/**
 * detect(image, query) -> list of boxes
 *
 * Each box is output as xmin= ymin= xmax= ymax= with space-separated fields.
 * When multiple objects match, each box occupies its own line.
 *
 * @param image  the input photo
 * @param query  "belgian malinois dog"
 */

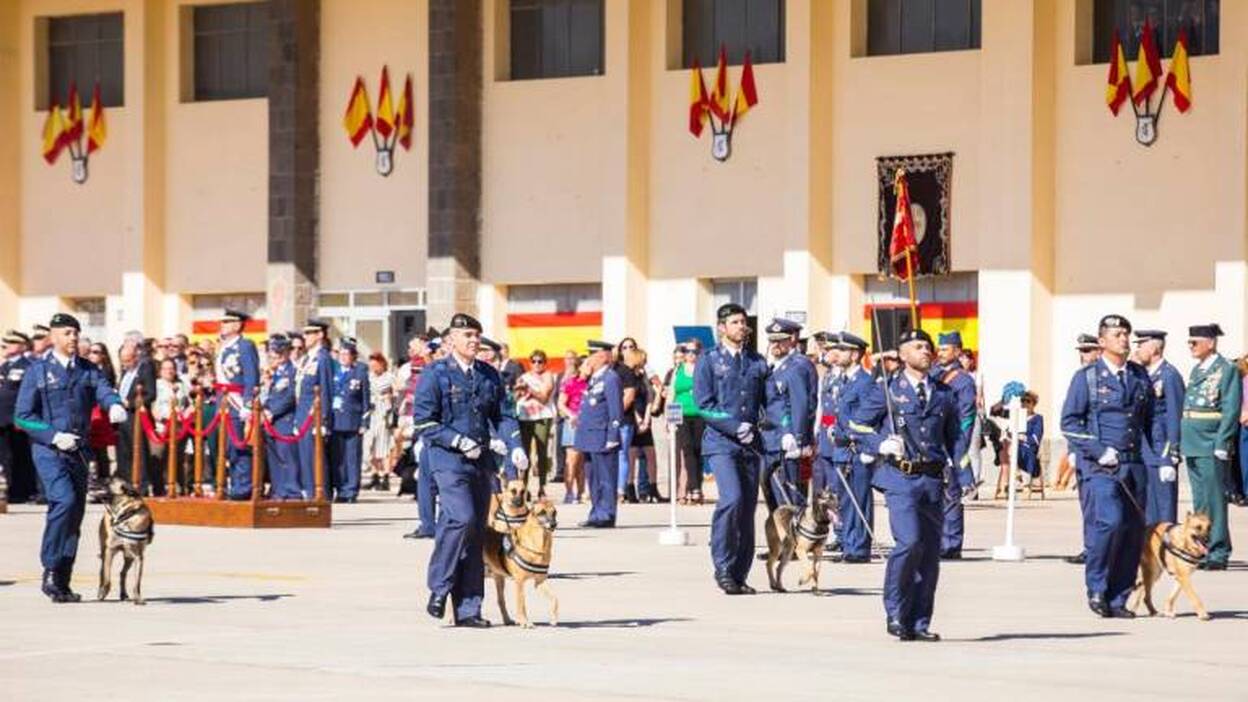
xmin=1127 ymin=511 xmax=1214 ymax=620
xmin=483 ymin=497 xmax=559 ymax=628
xmin=764 ymin=487 xmax=839 ymax=594
xmin=97 ymin=477 xmax=155 ymax=605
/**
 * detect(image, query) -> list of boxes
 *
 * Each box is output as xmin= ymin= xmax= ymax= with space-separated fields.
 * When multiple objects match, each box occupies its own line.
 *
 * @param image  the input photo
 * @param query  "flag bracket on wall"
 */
xmin=1105 ymin=21 xmax=1192 ymax=147
xmin=343 ymin=66 xmax=414 ymax=176
xmin=687 ymin=45 xmax=758 ymax=162
xmin=40 ymin=80 xmax=107 ymax=184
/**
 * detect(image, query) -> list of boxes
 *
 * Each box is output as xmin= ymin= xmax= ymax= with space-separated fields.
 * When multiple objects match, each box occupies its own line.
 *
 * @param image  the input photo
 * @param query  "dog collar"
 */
xmin=793 ymin=510 xmax=830 ymax=542
xmin=1161 ymin=525 xmax=1204 ymax=566
xmin=494 ymin=506 xmax=530 ymax=528
xmin=106 ymin=504 xmax=153 ymax=542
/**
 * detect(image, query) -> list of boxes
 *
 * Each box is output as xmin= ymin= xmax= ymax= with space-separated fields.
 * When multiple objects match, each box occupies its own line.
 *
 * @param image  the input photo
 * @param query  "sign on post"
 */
xmin=659 ymin=401 xmax=691 ymax=546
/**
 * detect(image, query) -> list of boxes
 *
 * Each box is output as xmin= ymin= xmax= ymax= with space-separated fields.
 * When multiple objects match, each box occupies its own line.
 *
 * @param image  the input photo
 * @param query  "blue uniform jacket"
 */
xmin=1060 ymin=358 xmax=1155 ymax=466
xmin=412 ymin=356 xmax=521 ymax=473
xmin=1143 ymin=360 xmax=1184 ymax=468
xmin=931 ymin=361 xmax=977 ymax=470
xmin=15 ymin=355 xmax=122 ymax=445
xmin=761 ymin=352 xmax=813 ymax=453
xmin=0 ymin=354 xmax=32 ymax=427
xmin=218 ymin=336 xmax=260 ymax=401
xmin=848 ymin=371 xmax=968 ymax=484
xmin=794 ymin=354 xmax=819 ymax=446
xmin=264 ymin=360 xmax=297 ymax=432
xmin=573 ymin=366 xmax=624 ymax=453
xmin=295 ymin=346 xmax=337 ymax=429
xmin=821 ymin=366 xmax=874 ymax=462
xmin=1018 ymin=414 xmax=1044 ymax=475
xmin=332 ymin=361 xmax=371 ymax=432
xmin=693 ymin=344 xmax=768 ymax=456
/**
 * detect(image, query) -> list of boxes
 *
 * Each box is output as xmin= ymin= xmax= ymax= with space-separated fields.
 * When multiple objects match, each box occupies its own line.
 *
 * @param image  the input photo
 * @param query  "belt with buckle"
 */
xmin=1182 ymin=410 xmax=1222 ymax=420
xmin=893 ymin=459 xmax=944 ymax=478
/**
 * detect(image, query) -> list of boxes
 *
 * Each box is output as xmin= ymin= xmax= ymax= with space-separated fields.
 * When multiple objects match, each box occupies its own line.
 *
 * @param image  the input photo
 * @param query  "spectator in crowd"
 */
xmin=628 ymin=347 xmax=662 ymax=502
xmin=116 ymin=333 xmax=157 ymax=494
xmin=288 ymin=332 xmax=306 ymax=366
xmin=498 ymin=342 xmax=524 ymax=391
xmin=557 ymin=352 xmax=588 ymax=504
xmin=85 ymin=342 xmax=118 ymax=488
xmin=364 ymin=352 xmax=396 ymax=491
xmin=1017 ymin=390 xmax=1045 ymax=493
xmin=551 ymin=350 xmax=579 ymax=483
xmin=150 ymin=357 xmax=191 ymax=495
xmin=516 ymin=349 xmax=557 ymax=498
xmin=615 ymin=337 xmax=643 ymax=503
xmin=666 ymin=339 xmax=704 ymax=505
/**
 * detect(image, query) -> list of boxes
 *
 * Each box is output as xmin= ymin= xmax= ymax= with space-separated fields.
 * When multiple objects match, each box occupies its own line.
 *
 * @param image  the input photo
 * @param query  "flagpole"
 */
xmin=904 ymin=253 xmax=918 ymax=328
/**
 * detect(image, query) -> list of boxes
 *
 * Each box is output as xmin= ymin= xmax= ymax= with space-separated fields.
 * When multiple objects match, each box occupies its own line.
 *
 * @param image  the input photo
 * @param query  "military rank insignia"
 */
xmin=343 ymin=66 xmax=415 ymax=176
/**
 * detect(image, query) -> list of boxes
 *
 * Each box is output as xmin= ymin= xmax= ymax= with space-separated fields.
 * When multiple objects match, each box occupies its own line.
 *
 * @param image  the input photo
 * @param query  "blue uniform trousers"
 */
xmin=877 ymin=466 xmax=943 ymax=631
xmin=761 ymin=453 xmax=803 ymax=513
xmin=426 ymin=463 xmax=491 ymax=620
xmin=266 ymin=437 xmax=301 ymax=499
xmin=331 ymin=431 xmax=362 ymax=500
xmin=298 ymin=429 xmax=327 ymax=499
xmin=587 ymin=448 xmax=619 ymax=524
xmin=940 ymin=466 xmax=964 ymax=553
xmin=709 ymin=451 xmax=760 ymax=584
xmin=416 ymin=444 xmax=438 ymax=536
xmin=1083 ymin=464 xmax=1146 ymax=607
xmin=33 ymin=446 xmax=88 ymax=571
xmin=615 ymin=424 xmax=636 ymax=494
xmin=1144 ymin=463 xmax=1176 ymax=526
xmin=830 ymin=459 xmax=873 ymax=559
xmin=226 ymin=415 xmax=253 ymax=499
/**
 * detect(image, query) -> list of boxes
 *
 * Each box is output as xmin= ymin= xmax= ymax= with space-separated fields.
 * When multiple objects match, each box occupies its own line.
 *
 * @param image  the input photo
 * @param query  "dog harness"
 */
xmin=494 ymin=505 xmax=530 ymax=529
xmin=1158 ymin=524 xmax=1203 ymax=570
xmin=106 ymin=503 xmax=154 ymax=543
xmin=501 ymin=534 xmax=550 ymax=575
xmin=793 ymin=509 xmax=830 ymax=542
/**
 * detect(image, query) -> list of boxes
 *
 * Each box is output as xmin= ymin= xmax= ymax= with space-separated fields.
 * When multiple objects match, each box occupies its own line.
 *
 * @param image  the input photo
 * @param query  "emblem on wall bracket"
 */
xmin=1104 ymin=22 xmax=1192 ymax=148
xmin=688 ymin=45 xmax=759 ymax=163
xmin=343 ymin=66 xmax=414 ymax=176
xmin=40 ymin=81 xmax=107 ymax=185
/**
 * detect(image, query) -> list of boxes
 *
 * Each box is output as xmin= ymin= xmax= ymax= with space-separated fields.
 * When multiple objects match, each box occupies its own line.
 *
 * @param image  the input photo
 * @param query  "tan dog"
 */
xmin=488 ymin=479 xmax=531 ymax=533
xmin=765 ymin=487 xmax=839 ymax=594
xmin=1127 ymin=511 xmax=1213 ymax=620
xmin=97 ymin=477 xmax=155 ymax=605
xmin=482 ymin=498 xmax=559 ymax=628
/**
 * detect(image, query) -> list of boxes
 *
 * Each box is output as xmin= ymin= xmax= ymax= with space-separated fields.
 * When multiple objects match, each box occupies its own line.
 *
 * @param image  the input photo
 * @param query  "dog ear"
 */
xmin=525 ymin=490 xmax=532 ymax=504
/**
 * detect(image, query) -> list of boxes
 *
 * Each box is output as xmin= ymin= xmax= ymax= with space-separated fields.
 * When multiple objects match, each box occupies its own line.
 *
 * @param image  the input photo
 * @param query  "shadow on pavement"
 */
xmin=964 ymin=631 xmax=1127 ymax=643
xmin=553 ymin=617 xmax=692 ymax=629
xmin=0 ymin=580 xmax=14 ymax=587
xmin=548 ymin=571 xmax=637 ymax=580
xmin=1206 ymin=610 xmax=1248 ymax=620
xmin=138 ymin=593 xmax=295 ymax=605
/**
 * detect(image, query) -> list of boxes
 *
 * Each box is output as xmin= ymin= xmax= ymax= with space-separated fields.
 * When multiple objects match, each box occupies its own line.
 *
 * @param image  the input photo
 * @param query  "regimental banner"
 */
xmin=506 ymin=312 xmax=603 ymax=373
xmin=876 ymin=153 xmax=953 ymax=279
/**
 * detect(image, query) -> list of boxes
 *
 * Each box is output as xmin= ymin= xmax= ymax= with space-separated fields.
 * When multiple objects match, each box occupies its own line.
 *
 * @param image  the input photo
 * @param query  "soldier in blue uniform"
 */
xmin=760 ymin=318 xmax=813 ymax=513
xmin=15 ymin=314 xmax=126 ymax=602
xmin=821 ymin=331 xmax=875 ymax=564
xmin=331 ymin=338 xmax=371 ymax=503
xmin=1 ymin=330 xmax=37 ymax=503
xmin=930 ymin=331 xmax=977 ymax=559
xmin=1060 ymin=314 xmax=1155 ymax=618
xmin=1132 ymin=329 xmax=1184 ymax=525
xmin=849 ymin=328 xmax=966 ymax=640
xmin=574 ymin=340 xmax=624 ymax=528
xmin=1064 ymin=333 xmax=1103 ymax=566
xmin=694 ymin=303 xmax=768 ymax=595
xmin=215 ymin=310 xmax=260 ymax=500
xmin=413 ymin=313 xmax=526 ymax=627
xmin=295 ymin=319 xmax=336 ymax=499
xmin=262 ymin=334 xmax=301 ymax=500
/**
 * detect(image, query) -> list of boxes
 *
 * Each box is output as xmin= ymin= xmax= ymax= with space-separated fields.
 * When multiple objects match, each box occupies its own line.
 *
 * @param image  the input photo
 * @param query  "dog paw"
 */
xmin=119 ymin=593 xmax=129 ymax=602
xmin=1198 ymin=612 xmax=1211 ymax=621
xmin=97 ymin=588 xmax=109 ymax=601
xmin=520 ymin=621 xmax=534 ymax=630
xmin=1163 ymin=610 xmax=1176 ymax=619
xmin=133 ymin=599 xmax=146 ymax=606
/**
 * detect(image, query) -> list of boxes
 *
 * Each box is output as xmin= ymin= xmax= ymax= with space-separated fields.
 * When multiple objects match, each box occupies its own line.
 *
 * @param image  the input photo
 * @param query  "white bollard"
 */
xmin=658 ymin=402 xmax=692 ymax=546
xmin=992 ymin=396 xmax=1026 ymax=562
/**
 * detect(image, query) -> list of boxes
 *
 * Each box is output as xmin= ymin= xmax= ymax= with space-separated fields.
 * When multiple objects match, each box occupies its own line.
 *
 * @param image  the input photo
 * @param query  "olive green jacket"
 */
xmin=1180 ymin=354 xmax=1242 ymax=457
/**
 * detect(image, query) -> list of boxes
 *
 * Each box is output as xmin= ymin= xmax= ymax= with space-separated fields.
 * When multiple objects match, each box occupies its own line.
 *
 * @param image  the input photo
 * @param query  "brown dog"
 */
xmin=1127 ymin=511 xmax=1213 ymax=620
xmin=764 ymin=487 xmax=839 ymax=594
xmin=97 ymin=477 xmax=155 ymax=605
xmin=482 ymin=498 xmax=559 ymax=628
xmin=488 ymin=479 xmax=531 ymax=533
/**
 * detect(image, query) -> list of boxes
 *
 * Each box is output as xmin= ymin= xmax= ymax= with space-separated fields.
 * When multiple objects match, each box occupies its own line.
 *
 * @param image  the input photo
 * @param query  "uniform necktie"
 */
xmin=916 ymin=382 xmax=928 ymax=410
xmin=1116 ymin=370 xmax=1125 ymax=389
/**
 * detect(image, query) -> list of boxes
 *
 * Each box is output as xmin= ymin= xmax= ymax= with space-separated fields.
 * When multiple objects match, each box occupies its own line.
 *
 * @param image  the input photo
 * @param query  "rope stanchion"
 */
xmin=250 ymin=396 xmax=263 ymax=503
xmin=314 ymin=390 xmax=326 ymax=502
xmin=193 ymin=393 xmax=204 ymax=497
xmin=215 ymin=403 xmax=227 ymax=501
xmin=166 ymin=404 xmax=179 ymax=497
xmin=130 ymin=384 xmax=145 ymax=487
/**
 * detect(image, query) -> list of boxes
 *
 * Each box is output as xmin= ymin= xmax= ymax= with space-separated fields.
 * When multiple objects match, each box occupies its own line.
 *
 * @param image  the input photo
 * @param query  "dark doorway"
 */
xmin=389 ymin=309 xmax=426 ymax=364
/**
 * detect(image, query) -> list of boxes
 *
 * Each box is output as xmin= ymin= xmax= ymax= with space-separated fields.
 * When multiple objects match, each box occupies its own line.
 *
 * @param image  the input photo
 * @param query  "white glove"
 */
xmin=605 ymin=440 xmax=620 ymax=451
xmin=411 ymin=438 xmax=424 ymax=462
xmin=1214 ymin=449 xmax=1230 ymax=461
xmin=238 ymin=406 xmax=253 ymax=421
xmin=859 ymin=453 xmax=875 ymax=464
xmin=781 ymin=433 xmax=799 ymax=455
xmin=1098 ymin=447 xmax=1119 ymax=467
xmin=52 ymin=432 xmax=81 ymax=452
xmin=490 ymin=438 xmax=507 ymax=455
xmin=453 ymin=435 xmax=482 ymax=460
xmin=108 ymin=404 xmax=127 ymax=424
xmin=155 ymin=421 xmax=167 ymax=435
xmin=735 ymin=423 xmax=755 ymax=444
xmin=1170 ymin=454 xmax=1181 ymax=467
xmin=878 ymin=435 xmax=904 ymax=459
xmin=511 ymin=447 xmax=530 ymax=472
xmin=1159 ymin=464 xmax=1178 ymax=483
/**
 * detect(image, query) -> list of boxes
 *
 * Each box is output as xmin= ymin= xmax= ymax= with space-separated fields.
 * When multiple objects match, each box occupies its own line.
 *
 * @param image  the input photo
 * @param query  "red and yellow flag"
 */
xmin=889 ymin=170 xmax=919 ymax=282
xmin=730 ymin=51 xmax=759 ymax=127
xmin=396 ymin=73 xmax=414 ymax=150
xmin=86 ymin=82 xmax=107 ymax=154
xmin=41 ymin=102 xmax=68 ymax=164
xmin=688 ymin=59 xmax=709 ymax=137
xmin=65 ymin=82 xmax=83 ymax=144
xmin=1166 ymin=28 xmax=1192 ymax=113
xmin=1105 ymin=30 xmax=1131 ymax=115
xmin=709 ymin=45 xmax=731 ymax=123
xmin=375 ymin=66 xmax=395 ymax=140
xmin=343 ymin=77 xmax=374 ymax=147
xmin=1132 ymin=18 xmax=1163 ymax=105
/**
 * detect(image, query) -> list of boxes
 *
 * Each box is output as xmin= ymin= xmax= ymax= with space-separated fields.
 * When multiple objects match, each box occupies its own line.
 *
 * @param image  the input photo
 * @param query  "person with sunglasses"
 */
xmin=664 ymin=340 xmax=705 ymax=504
xmin=516 ymin=350 xmax=556 ymax=497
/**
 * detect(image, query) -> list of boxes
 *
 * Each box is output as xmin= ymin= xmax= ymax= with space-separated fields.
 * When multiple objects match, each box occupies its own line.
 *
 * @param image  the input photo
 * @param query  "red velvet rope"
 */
xmin=262 ymin=411 xmax=318 ymax=444
xmin=222 ymin=407 xmax=259 ymax=449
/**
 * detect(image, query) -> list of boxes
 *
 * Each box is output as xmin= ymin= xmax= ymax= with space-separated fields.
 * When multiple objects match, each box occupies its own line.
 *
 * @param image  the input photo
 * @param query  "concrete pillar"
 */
xmin=267 ymin=0 xmax=320 ymax=333
xmin=0 ymin=3 xmax=18 ymax=323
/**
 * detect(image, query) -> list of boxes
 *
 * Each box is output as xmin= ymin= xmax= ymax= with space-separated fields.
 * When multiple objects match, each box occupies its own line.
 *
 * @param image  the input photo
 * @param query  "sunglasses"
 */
xmin=531 ymin=358 xmax=546 ymax=365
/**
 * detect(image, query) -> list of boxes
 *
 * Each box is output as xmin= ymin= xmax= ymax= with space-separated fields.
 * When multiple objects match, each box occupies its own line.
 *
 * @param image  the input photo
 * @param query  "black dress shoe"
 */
xmin=940 ymin=549 xmax=962 ymax=560
xmin=427 ymin=593 xmax=447 ymax=619
xmin=404 ymin=530 xmax=434 ymax=540
xmin=454 ymin=616 xmax=492 ymax=628
xmin=1065 ymin=553 xmax=1087 ymax=565
xmin=839 ymin=554 xmax=871 ymax=564
xmin=737 ymin=582 xmax=756 ymax=595
xmin=886 ymin=619 xmax=915 ymax=641
xmin=716 ymin=573 xmax=743 ymax=595
xmin=1087 ymin=593 xmax=1112 ymax=618
xmin=56 ymin=567 xmax=81 ymax=602
xmin=41 ymin=570 xmax=68 ymax=603
xmin=912 ymin=629 xmax=941 ymax=642
xmin=1108 ymin=606 xmax=1135 ymax=619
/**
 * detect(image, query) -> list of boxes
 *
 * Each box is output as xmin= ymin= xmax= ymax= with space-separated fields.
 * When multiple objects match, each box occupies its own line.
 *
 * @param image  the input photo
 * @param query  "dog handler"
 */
xmin=15 ymin=313 xmax=126 ymax=603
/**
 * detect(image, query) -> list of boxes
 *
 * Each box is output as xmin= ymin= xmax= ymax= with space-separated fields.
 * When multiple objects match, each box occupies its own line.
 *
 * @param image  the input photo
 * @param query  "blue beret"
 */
xmin=48 ymin=314 xmax=80 ymax=331
xmin=1099 ymin=314 xmax=1132 ymax=333
xmin=937 ymin=331 xmax=963 ymax=347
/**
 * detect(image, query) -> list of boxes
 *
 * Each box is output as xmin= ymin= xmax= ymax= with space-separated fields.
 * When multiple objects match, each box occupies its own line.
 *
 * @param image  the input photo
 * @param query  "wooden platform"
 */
xmin=0 ymin=499 xmax=7 ymax=514
xmin=146 ymin=498 xmax=332 ymax=528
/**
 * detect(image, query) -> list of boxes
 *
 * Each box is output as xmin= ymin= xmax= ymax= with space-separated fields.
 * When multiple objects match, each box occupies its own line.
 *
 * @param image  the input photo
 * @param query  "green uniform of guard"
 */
xmin=1179 ymin=324 xmax=1240 ymax=569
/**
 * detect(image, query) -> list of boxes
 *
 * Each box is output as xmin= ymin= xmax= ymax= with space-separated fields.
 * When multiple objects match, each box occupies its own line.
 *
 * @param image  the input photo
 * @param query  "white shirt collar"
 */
xmin=452 ymin=354 xmax=474 ymax=374
xmin=51 ymin=350 xmax=73 ymax=370
xmin=845 ymin=364 xmax=861 ymax=379
xmin=1101 ymin=356 xmax=1126 ymax=375
xmin=1198 ymin=353 xmax=1220 ymax=371
xmin=903 ymin=368 xmax=927 ymax=389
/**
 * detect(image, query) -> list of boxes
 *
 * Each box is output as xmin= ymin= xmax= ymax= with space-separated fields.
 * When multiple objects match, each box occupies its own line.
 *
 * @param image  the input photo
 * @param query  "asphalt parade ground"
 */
xmin=2 ymin=487 xmax=1246 ymax=701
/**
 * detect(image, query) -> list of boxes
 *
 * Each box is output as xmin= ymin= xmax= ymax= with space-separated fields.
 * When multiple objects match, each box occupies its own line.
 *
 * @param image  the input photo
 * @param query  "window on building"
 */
xmin=47 ymin=12 xmax=124 ymax=108
xmin=1092 ymin=0 xmax=1218 ymax=63
xmin=509 ymin=0 xmax=604 ymax=80
xmin=193 ymin=2 xmax=269 ymax=101
xmin=682 ymin=0 xmax=785 ymax=68
xmin=710 ymin=278 xmax=758 ymax=347
xmin=866 ymin=0 xmax=981 ymax=57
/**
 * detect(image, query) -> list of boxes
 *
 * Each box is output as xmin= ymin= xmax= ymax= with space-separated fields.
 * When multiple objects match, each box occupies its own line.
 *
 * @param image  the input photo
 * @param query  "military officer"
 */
xmin=295 ymin=319 xmax=336 ymax=499
xmin=331 ymin=338 xmax=371 ymax=503
xmin=760 ymin=318 xmax=813 ymax=513
xmin=822 ymin=331 xmax=875 ymax=563
xmin=931 ymin=331 xmax=977 ymax=559
xmin=413 ymin=313 xmax=526 ymax=627
xmin=1 ymin=331 xmax=36 ymax=503
xmin=215 ymin=310 xmax=260 ymax=500
xmin=15 ymin=314 xmax=126 ymax=602
xmin=849 ymin=328 xmax=965 ymax=641
xmin=1064 ymin=333 xmax=1103 ymax=566
xmin=262 ymin=334 xmax=301 ymax=500
xmin=1061 ymin=314 xmax=1155 ymax=618
xmin=574 ymin=340 xmax=624 ymax=528
xmin=694 ymin=303 xmax=768 ymax=595
xmin=1181 ymin=323 xmax=1240 ymax=570
xmin=29 ymin=324 xmax=51 ymax=358
xmin=1132 ymin=329 xmax=1184 ymax=525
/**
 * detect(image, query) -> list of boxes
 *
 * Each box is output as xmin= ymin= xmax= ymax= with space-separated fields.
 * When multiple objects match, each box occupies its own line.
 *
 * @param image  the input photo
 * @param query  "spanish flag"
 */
xmin=375 ymin=66 xmax=395 ymax=140
xmin=1105 ymin=30 xmax=1131 ymax=115
xmin=86 ymin=82 xmax=107 ymax=154
xmin=730 ymin=51 xmax=758 ymax=127
xmin=709 ymin=45 xmax=731 ymax=123
xmin=65 ymin=82 xmax=83 ymax=144
xmin=342 ymin=77 xmax=374 ymax=147
xmin=1166 ymin=28 xmax=1192 ymax=113
xmin=1132 ymin=18 xmax=1163 ymax=106
xmin=888 ymin=170 xmax=919 ymax=281
xmin=688 ymin=59 xmax=709 ymax=137
xmin=41 ymin=102 xmax=67 ymax=164
xmin=396 ymin=73 xmax=414 ymax=150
